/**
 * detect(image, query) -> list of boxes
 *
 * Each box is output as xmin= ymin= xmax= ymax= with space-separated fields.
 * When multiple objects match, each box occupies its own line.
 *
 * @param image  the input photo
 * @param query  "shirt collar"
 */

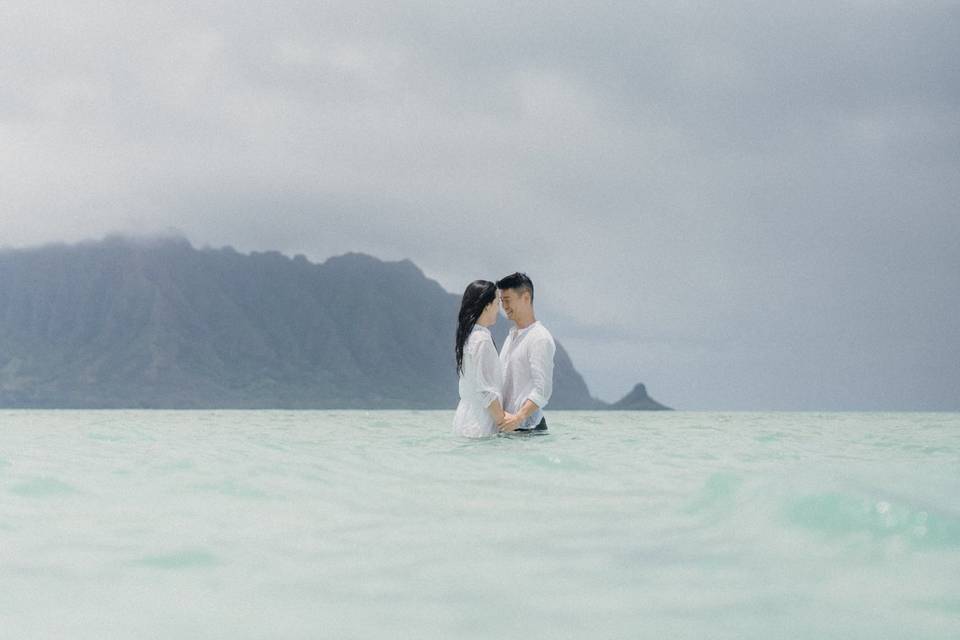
xmin=510 ymin=320 xmax=539 ymax=336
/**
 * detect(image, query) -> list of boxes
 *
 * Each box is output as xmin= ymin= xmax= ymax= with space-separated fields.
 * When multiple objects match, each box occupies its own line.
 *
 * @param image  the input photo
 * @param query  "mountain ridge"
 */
xmin=0 ymin=236 xmax=670 ymax=410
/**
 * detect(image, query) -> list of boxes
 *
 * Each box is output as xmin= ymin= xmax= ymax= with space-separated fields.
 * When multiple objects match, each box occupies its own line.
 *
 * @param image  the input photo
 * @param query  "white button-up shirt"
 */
xmin=452 ymin=325 xmax=503 ymax=438
xmin=499 ymin=320 xmax=556 ymax=429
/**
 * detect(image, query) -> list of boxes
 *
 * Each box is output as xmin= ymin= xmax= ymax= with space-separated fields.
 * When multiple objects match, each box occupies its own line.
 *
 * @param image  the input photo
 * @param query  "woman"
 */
xmin=452 ymin=280 xmax=514 ymax=438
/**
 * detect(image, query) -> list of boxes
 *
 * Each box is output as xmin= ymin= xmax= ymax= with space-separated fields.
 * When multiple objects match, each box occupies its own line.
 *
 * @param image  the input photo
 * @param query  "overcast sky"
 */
xmin=2 ymin=1 xmax=958 ymax=409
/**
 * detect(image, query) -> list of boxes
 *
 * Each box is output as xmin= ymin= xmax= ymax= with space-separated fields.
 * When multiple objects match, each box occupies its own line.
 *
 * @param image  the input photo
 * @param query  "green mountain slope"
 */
xmin=1 ymin=236 xmax=641 ymax=409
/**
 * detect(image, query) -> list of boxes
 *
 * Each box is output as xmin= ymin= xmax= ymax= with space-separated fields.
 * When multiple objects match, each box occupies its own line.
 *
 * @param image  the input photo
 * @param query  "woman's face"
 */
xmin=478 ymin=297 xmax=499 ymax=326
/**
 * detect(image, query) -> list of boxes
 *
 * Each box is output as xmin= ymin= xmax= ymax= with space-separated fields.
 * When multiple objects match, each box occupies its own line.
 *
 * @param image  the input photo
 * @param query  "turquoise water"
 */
xmin=1 ymin=410 xmax=958 ymax=639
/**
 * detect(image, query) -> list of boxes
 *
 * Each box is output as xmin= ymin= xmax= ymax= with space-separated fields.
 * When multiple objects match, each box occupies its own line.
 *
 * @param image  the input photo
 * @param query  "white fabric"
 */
xmin=499 ymin=320 xmax=556 ymax=430
xmin=452 ymin=325 xmax=503 ymax=438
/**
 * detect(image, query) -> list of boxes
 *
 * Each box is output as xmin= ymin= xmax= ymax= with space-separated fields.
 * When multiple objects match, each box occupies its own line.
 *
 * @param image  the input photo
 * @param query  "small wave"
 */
xmin=10 ymin=476 xmax=77 ymax=497
xmin=135 ymin=549 xmax=221 ymax=570
xmin=683 ymin=472 xmax=743 ymax=514
xmin=784 ymin=492 xmax=960 ymax=549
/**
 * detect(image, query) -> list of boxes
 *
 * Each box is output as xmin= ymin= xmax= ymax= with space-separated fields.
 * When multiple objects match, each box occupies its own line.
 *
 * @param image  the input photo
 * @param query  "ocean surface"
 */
xmin=1 ymin=410 xmax=958 ymax=639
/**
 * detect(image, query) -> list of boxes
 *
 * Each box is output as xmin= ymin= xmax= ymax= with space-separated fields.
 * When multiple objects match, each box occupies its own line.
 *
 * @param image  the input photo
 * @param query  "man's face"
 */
xmin=498 ymin=288 xmax=527 ymax=321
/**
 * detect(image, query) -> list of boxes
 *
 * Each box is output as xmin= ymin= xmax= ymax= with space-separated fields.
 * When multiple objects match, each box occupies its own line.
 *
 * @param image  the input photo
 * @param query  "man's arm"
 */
xmin=499 ymin=337 xmax=555 ymax=431
xmin=527 ymin=336 xmax=555 ymax=409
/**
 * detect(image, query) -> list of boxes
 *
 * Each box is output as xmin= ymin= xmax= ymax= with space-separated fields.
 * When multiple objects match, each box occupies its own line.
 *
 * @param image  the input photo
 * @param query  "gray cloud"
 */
xmin=2 ymin=1 xmax=958 ymax=408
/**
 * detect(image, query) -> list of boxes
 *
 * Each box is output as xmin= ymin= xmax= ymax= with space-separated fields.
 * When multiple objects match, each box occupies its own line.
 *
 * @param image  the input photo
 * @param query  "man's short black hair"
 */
xmin=496 ymin=272 xmax=534 ymax=302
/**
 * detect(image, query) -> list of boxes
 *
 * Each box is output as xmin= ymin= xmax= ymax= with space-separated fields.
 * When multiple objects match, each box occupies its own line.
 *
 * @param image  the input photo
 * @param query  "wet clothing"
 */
xmin=499 ymin=321 xmax=556 ymax=431
xmin=452 ymin=325 xmax=503 ymax=438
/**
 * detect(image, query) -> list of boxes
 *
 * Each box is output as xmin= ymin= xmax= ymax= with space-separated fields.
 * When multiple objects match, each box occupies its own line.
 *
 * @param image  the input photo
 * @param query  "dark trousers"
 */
xmin=518 ymin=417 xmax=548 ymax=432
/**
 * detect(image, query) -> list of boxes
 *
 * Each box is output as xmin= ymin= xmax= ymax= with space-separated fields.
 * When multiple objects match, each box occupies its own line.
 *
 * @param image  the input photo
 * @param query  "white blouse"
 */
xmin=452 ymin=325 xmax=503 ymax=438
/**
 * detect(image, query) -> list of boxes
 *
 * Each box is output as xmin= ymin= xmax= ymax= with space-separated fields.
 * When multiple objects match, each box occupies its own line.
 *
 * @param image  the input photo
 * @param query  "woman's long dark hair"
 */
xmin=455 ymin=280 xmax=497 ymax=376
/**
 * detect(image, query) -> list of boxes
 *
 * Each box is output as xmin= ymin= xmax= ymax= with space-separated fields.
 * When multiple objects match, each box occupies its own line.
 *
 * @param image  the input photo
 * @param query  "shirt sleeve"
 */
xmin=526 ymin=336 xmax=555 ymax=408
xmin=474 ymin=338 xmax=503 ymax=408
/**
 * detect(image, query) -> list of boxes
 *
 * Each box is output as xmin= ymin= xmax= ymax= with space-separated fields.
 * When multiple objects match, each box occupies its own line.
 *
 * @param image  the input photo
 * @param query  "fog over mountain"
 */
xmin=0 ymin=236 xmax=667 ymax=409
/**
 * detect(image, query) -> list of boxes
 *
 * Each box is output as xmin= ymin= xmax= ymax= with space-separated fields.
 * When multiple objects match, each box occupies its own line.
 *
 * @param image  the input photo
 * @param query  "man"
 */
xmin=496 ymin=273 xmax=556 ymax=433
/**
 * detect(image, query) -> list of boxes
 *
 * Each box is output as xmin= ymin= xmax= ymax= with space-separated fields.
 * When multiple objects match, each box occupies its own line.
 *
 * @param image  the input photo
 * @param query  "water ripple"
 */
xmin=0 ymin=409 xmax=957 ymax=639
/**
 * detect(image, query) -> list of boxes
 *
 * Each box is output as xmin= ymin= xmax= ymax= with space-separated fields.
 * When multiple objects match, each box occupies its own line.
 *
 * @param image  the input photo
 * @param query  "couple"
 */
xmin=452 ymin=272 xmax=556 ymax=438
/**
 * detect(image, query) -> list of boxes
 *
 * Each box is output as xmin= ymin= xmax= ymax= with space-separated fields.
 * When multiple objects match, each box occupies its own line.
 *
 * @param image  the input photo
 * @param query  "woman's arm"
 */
xmin=486 ymin=400 xmax=519 ymax=431
xmin=486 ymin=398 xmax=506 ymax=424
xmin=475 ymin=338 xmax=513 ymax=428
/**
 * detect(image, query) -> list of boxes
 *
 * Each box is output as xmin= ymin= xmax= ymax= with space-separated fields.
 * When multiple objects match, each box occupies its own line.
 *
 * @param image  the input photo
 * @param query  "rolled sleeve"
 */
xmin=526 ymin=336 xmax=555 ymax=409
xmin=474 ymin=339 xmax=503 ymax=408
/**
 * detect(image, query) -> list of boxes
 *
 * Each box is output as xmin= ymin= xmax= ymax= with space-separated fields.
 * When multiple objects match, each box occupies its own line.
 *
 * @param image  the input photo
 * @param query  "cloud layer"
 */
xmin=2 ymin=1 xmax=958 ymax=408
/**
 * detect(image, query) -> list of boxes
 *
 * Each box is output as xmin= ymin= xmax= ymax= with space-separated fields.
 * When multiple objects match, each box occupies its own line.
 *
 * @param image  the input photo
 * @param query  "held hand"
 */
xmin=499 ymin=413 xmax=522 ymax=432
